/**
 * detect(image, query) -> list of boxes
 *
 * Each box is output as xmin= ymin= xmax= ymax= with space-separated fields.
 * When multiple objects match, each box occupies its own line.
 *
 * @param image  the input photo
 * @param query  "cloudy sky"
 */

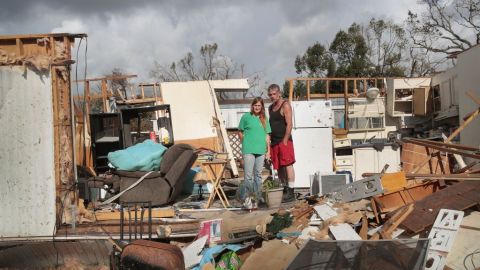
xmin=0 ymin=0 xmax=421 ymax=87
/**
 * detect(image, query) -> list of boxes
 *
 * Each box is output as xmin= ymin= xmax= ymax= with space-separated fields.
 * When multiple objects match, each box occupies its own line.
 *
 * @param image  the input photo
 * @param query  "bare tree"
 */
xmin=110 ymin=68 xmax=128 ymax=98
xmin=407 ymin=0 xmax=480 ymax=55
xmin=365 ymin=18 xmax=408 ymax=76
xmin=150 ymin=43 xmax=241 ymax=82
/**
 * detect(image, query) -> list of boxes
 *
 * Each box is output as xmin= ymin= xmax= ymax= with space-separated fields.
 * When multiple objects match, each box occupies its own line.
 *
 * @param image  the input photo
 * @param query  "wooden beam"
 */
xmin=413 ymin=138 xmax=480 ymax=152
xmin=73 ymin=74 xmax=137 ymax=82
xmin=326 ymin=80 xmax=329 ymax=100
xmin=15 ymin=38 xmax=24 ymax=57
xmin=310 ymin=93 xmax=346 ymax=98
xmin=449 ymin=107 xmax=480 ymax=141
xmin=101 ymin=79 xmax=108 ymax=112
xmin=412 ymin=103 xmax=480 ymax=173
xmin=63 ymin=36 xmax=71 ymax=59
xmin=0 ymin=33 xmax=87 ymax=40
xmin=49 ymin=36 xmax=55 ymax=57
xmin=306 ymin=80 xmax=311 ymax=100
xmin=466 ymin=91 xmax=480 ymax=105
xmin=404 ymin=138 xmax=480 ymax=159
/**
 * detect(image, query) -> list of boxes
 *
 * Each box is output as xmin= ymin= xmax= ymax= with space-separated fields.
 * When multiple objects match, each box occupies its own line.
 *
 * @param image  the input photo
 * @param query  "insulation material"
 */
xmin=0 ymin=66 xmax=55 ymax=237
xmin=0 ymin=38 xmax=68 ymax=73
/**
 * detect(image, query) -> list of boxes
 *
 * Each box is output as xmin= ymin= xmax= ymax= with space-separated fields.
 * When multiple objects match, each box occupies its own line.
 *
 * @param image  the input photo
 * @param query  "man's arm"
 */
xmin=282 ymin=101 xmax=293 ymax=145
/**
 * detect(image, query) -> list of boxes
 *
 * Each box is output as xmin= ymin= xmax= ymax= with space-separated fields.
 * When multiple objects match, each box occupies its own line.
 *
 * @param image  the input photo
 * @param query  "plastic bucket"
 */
xmin=266 ymin=188 xmax=283 ymax=208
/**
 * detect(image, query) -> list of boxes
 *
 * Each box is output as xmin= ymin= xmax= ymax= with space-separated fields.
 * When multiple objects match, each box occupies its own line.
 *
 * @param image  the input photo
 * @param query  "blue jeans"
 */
xmin=243 ymin=154 xmax=265 ymax=201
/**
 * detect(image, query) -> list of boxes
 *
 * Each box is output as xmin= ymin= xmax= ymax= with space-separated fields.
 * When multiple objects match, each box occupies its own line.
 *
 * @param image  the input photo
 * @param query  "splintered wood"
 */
xmin=401 ymin=142 xmax=450 ymax=174
xmin=400 ymin=182 xmax=480 ymax=233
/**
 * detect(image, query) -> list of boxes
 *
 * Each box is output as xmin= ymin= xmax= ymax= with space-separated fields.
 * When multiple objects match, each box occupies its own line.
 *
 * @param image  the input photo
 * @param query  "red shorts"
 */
xmin=270 ymin=140 xmax=296 ymax=170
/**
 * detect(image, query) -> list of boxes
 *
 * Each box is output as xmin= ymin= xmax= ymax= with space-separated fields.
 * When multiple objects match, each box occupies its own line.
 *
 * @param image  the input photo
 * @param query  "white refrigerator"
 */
xmin=291 ymin=100 xmax=333 ymax=188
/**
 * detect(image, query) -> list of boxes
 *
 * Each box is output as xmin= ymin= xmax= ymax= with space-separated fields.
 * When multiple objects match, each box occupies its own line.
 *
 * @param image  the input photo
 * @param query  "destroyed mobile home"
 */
xmin=0 ymin=33 xmax=479 ymax=270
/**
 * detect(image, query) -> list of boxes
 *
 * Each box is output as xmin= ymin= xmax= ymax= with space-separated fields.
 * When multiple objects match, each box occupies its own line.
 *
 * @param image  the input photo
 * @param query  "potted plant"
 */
xmin=262 ymin=177 xmax=283 ymax=208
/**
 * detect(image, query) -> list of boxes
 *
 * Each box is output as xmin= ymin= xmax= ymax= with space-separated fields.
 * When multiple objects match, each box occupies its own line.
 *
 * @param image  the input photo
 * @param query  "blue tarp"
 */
xmin=108 ymin=139 xmax=167 ymax=171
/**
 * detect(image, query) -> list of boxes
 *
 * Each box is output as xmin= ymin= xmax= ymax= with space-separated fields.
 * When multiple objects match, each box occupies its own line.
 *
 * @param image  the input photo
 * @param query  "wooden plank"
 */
xmin=359 ymin=215 xmax=368 ymax=240
xmin=310 ymin=93 xmax=345 ymax=98
xmin=306 ymin=80 xmax=310 ymax=100
xmin=15 ymin=38 xmax=24 ymax=57
xmin=381 ymin=171 xmax=407 ymax=192
xmin=209 ymin=86 xmax=239 ymax=176
xmin=101 ymin=79 xmax=108 ymax=112
xmin=379 ymin=204 xmax=414 ymax=239
xmin=400 ymin=182 xmax=480 ymax=233
xmin=413 ymin=138 xmax=480 ymax=152
xmin=93 ymin=207 xmax=175 ymax=221
xmin=73 ymin=74 xmax=137 ymax=82
xmin=403 ymin=138 xmax=480 ymax=160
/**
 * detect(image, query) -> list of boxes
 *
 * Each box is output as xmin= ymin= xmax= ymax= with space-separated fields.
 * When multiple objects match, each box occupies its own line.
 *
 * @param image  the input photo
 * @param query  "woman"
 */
xmin=238 ymin=97 xmax=271 ymax=208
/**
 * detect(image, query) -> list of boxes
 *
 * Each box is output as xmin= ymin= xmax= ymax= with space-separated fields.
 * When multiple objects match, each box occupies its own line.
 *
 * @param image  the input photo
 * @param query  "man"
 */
xmin=267 ymin=84 xmax=296 ymax=202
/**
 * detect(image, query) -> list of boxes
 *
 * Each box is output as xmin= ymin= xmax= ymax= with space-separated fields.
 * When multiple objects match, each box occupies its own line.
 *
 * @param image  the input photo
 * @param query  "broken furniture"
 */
xmin=119 ymin=201 xmax=153 ymax=241
xmin=88 ymin=144 xmax=197 ymax=206
xmin=120 ymin=240 xmax=184 ymax=270
xmin=120 ymin=104 xmax=174 ymax=147
xmin=386 ymin=78 xmax=432 ymax=117
xmin=201 ymin=159 xmax=231 ymax=208
xmin=90 ymin=112 xmax=124 ymax=173
xmin=89 ymin=104 xmax=174 ymax=175
xmin=334 ymin=140 xmax=401 ymax=181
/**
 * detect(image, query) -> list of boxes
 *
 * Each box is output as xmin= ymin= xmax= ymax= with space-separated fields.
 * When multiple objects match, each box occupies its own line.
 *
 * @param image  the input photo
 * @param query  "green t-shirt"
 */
xmin=238 ymin=113 xmax=271 ymax=155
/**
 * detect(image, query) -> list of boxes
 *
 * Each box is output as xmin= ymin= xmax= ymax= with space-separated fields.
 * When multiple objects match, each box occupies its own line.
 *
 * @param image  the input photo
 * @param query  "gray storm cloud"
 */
xmin=0 ymin=0 xmax=420 ymax=86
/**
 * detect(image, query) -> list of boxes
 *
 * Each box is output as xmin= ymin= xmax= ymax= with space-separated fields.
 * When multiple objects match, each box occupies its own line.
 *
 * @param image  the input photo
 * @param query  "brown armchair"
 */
xmin=88 ymin=144 xmax=197 ymax=206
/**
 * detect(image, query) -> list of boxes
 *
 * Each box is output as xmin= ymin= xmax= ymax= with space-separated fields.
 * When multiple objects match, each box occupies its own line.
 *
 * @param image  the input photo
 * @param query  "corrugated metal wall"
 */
xmin=0 ymin=66 xmax=56 ymax=237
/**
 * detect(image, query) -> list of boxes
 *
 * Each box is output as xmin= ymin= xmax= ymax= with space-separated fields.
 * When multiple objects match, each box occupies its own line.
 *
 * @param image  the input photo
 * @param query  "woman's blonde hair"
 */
xmin=250 ymin=97 xmax=266 ymax=128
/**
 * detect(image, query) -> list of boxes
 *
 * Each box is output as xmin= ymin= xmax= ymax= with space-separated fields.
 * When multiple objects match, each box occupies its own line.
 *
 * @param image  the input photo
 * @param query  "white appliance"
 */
xmin=291 ymin=100 xmax=334 ymax=188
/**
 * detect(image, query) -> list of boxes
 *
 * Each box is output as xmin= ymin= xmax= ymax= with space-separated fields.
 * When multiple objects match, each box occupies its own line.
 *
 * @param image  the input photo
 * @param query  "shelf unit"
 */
xmin=90 ymin=113 xmax=123 ymax=173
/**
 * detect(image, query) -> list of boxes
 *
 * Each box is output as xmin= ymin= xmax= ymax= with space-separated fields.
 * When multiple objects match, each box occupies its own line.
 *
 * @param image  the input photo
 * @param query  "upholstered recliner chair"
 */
xmin=88 ymin=144 xmax=197 ymax=206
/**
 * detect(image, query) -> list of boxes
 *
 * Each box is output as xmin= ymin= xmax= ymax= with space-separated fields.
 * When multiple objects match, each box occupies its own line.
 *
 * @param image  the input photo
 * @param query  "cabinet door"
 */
xmin=413 ymin=87 xmax=431 ymax=116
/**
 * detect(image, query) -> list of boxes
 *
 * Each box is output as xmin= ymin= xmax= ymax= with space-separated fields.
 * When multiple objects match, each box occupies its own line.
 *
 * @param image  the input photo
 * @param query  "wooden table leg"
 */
xmin=205 ymin=164 xmax=227 ymax=208
xmin=215 ymin=164 xmax=230 ymax=207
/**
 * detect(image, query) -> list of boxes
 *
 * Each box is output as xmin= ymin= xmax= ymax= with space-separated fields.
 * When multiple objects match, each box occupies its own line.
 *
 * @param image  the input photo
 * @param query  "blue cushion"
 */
xmin=108 ymin=140 xmax=167 ymax=171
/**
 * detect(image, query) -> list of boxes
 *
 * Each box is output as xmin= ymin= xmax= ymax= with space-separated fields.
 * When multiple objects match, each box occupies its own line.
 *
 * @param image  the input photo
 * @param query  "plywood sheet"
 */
xmin=400 ymin=182 xmax=480 ymax=233
xmin=381 ymin=171 xmax=407 ymax=192
xmin=161 ymin=81 xmax=218 ymax=141
xmin=0 ymin=66 xmax=55 ymax=237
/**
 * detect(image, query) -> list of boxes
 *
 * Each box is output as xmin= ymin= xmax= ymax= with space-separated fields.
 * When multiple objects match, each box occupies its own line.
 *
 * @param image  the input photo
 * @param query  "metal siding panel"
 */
xmin=0 ymin=66 xmax=55 ymax=237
